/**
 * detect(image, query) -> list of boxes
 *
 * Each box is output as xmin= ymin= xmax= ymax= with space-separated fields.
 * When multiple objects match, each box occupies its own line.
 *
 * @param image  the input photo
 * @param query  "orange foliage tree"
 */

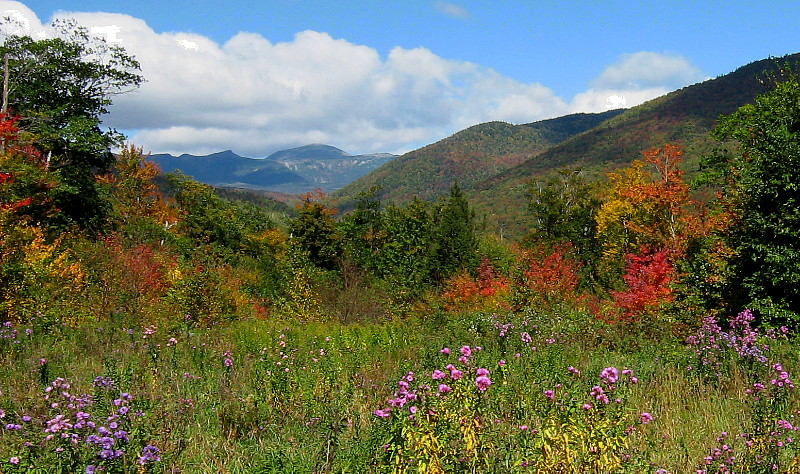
xmin=596 ymin=144 xmax=718 ymax=320
xmin=441 ymin=257 xmax=510 ymax=312
xmin=98 ymin=145 xmax=178 ymax=229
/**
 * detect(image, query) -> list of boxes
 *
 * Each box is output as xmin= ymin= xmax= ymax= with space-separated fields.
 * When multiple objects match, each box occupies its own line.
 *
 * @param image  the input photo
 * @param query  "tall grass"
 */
xmin=0 ymin=308 xmax=797 ymax=472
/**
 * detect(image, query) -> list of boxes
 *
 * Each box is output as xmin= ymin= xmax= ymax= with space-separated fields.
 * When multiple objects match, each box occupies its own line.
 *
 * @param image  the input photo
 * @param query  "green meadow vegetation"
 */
xmin=2 ymin=20 xmax=800 ymax=474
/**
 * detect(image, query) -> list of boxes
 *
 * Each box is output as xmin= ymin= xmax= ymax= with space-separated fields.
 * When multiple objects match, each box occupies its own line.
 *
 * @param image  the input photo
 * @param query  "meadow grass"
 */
xmin=0 ymin=308 xmax=797 ymax=473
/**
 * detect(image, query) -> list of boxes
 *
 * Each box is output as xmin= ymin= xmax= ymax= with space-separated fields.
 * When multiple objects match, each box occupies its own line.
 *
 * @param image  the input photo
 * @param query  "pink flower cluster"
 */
xmin=770 ymin=363 xmax=795 ymax=388
xmin=373 ymin=346 xmax=498 ymax=419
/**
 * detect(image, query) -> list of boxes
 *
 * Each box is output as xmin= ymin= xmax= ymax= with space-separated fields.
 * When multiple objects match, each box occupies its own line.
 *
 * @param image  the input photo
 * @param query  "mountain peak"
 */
xmin=266 ymin=144 xmax=350 ymax=161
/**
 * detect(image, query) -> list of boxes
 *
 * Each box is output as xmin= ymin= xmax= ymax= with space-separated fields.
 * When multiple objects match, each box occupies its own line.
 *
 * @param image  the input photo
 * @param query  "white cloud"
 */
xmin=45 ymin=8 xmax=572 ymax=156
xmin=0 ymin=3 xmax=708 ymax=157
xmin=433 ymin=1 xmax=470 ymax=20
xmin=0 ymin=0 xmax=47 ymax=37
xmin=569 ymin=51 xmax=709 ymax=114
xmin=592 ymin=51 xmax=707 ymax=91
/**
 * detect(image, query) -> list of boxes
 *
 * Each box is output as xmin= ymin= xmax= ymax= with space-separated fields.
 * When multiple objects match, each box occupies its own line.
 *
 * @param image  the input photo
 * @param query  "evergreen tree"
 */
xmin=379 ymin=198 xmax=434 ymax=295
xmin=289 ymin=192 xmax=342 ymax=271
xmin=339 ymin=186 xmax=383 ymax=272
xmin=431 ymin=183 xmax=478 ymax=283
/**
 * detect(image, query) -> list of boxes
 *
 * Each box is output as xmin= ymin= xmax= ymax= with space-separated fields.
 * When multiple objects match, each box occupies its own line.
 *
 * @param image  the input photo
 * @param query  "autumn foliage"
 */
xmin=513 ymin=244 xmax=583 ymax=310
xmin=441 ymin=257 xmax=510 ymax=312
xmin=611 ymin=247 xmax=675 ymax=321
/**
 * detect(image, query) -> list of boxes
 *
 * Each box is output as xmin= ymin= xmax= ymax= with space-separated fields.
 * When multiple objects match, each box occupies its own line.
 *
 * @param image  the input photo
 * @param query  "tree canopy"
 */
xmin=710 ymin=67 xmax=800 ymax=323
xmin=0 ymin=18 xmax=143 ymax=230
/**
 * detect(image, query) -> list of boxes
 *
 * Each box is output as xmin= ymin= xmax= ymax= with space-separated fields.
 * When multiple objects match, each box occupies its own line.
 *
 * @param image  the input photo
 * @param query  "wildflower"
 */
xmin=460 ymin=346 xmax=472 ymax=357
xmin=568 ymin=366 xmax=580 ymax=375
xmin=498 ymin=359 xmax=506 ymax=367
xmin=600 ymin=367 xmax=619 ymax=384
xmin=544 ymin=390 xmax=555 ymax=400
xmin=93 ymin=376 xmax=115 ymax=388
xmin=373 ymin=408 xmax=391 ymax=417
xmin=582 ymin=403 xmax=593 ymax=410
xmin=640 ymin=412 xmax=654 ymax=424
xmin=475 ymin=375 xmax=492 ymax=391
xmin=520 ymin=425 xmax=529 ymax=431
xmin=9 ymin=457 xmax=19 ymax=464
xmin=476 ymin=367 xmax=490 ymax=377
xmin=138 ymin=444 xmax=161 ymax=465
xmin=431 ymin=370 xmax=446 ymax=380
xmin=440 ymin=347 xmax=451 ymax=355
xmin=446 ymin=364 xmax=463 ymax=380
xmin=778 ymin=419 xmax=796 ymax=431
xmin=438 ymin=384 xmax=452 ymax=394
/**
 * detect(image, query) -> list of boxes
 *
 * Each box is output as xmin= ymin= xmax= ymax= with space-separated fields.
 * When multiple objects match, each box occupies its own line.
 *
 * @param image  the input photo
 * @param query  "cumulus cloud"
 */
xmin=0 ymin=0 xmax=46 ymax=37
xmin=571 ymin=51 xmax=709 ymax=113
xmin=0 ymin=2 xmax=707 ymax=156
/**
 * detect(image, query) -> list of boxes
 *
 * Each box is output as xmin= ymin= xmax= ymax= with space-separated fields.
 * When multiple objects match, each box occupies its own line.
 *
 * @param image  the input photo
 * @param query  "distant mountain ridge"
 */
xmin=147 ymin=144 xmax=398 ymax=193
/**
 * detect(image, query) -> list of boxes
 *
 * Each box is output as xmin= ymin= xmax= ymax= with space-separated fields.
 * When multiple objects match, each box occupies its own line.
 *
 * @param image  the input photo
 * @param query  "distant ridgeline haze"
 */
xmin=147 ymin=144 xmax=398 ymax=194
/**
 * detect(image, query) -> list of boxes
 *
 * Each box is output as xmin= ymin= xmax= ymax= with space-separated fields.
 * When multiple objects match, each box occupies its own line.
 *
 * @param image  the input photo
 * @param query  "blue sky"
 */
xmin=4 ymin=1 xmax=800 ymax=156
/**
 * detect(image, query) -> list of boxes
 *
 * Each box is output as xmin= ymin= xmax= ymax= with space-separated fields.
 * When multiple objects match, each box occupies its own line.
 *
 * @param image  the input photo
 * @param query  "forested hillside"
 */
xmin=339 ymin=54 xmax=800 ymax=239
xmin=333 ymin=110 xmax=624 ymax=207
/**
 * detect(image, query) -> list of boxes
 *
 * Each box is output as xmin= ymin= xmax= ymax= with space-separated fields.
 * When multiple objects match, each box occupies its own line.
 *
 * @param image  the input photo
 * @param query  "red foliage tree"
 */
xmin=514 ymin=243 xmax=582 ymax=309
xmin=611 ymin=246 xmax=675 ymax=320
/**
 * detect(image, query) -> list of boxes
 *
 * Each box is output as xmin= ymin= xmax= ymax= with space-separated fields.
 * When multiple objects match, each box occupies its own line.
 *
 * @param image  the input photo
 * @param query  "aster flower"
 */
xmin=475 ymin=375 xmax=492 ymax=391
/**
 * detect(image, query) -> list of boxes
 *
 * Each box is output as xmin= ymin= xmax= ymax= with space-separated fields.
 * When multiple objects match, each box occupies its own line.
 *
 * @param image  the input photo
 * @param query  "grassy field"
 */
xmin=0 ymin=307 xmax=797 ymax=473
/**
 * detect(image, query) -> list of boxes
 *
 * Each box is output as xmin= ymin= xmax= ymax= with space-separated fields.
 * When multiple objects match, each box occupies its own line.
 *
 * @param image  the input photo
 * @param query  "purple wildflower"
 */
xmin=475 ymin=375 xmax=492 ymax=391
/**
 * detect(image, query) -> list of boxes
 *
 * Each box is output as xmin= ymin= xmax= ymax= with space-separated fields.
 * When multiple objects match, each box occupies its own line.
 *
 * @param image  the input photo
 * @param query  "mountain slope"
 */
xmin=472 ymin=53 xmax=800 ymax=238
xmin=334 ymin=110 xmax=624 ymax=206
